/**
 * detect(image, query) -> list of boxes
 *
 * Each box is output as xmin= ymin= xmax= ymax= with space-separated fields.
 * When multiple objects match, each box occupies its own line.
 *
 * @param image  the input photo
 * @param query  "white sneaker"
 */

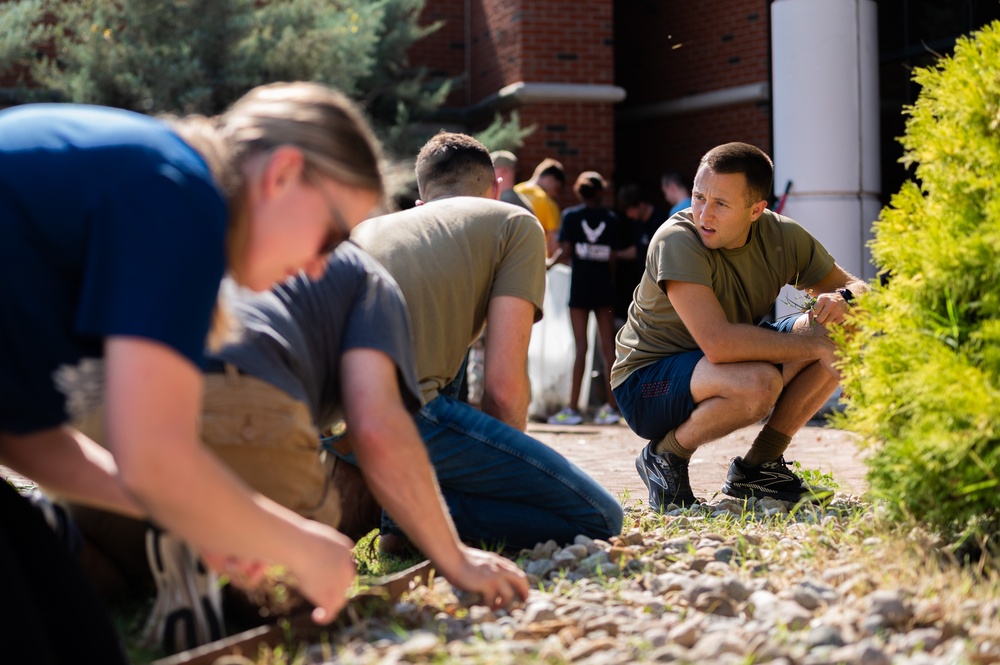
xmin=594 ymin=404 xmax=621 ymax=425
xmin=143 ymin=528 xmax=224 ymax=654
xmin=547 ymin=407 xmax=584 ymax=426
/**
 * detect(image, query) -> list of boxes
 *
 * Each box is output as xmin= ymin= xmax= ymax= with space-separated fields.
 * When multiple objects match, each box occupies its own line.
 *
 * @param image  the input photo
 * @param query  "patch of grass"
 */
xmin=352 ymin=529 xmax=423 ymax=579
xmin=790 ymin=461 xmax=840 ymax=491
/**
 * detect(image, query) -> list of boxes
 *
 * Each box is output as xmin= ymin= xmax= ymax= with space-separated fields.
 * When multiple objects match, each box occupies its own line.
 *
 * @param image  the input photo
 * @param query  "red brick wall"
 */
xmin=516 ymin=102 xmax=616 ymax=209
xmin=615 ymin=102 xmax=772 ymax=201
xmin=615 ymin=0 xmax=770 ymax=106
xmin=410 ymin=0 xmax=468 ymax=106
xmin=469 ymin=0 xmax=524 ymax=103
xmin=613 ymin=0 xmax=773 ymax=204
xmin=409 ymin=0 xmax=618 ymax=207
xmin=518 ymin=0 xmax=615 ymax=87
xmin=466 ymin=0 xmax=615 ymax=103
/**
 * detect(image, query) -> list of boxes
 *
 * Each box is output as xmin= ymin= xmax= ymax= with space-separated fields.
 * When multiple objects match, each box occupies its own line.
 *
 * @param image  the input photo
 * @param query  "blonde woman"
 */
xmin=0 ymin=83 xmax=383 ymax=662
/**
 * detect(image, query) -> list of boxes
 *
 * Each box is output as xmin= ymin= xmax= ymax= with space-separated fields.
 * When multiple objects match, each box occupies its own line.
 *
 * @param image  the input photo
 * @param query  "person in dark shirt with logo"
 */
xmin=548 ymin=171 xmax=632 ymax=427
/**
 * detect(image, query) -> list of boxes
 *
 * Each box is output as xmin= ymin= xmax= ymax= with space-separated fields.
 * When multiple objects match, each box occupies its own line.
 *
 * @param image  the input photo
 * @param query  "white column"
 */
xmin=771 ymin=0 xmax=880 ymax=316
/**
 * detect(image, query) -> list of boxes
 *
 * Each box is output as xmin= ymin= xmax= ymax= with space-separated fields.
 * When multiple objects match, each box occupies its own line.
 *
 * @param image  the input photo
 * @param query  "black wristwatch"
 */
xmin=838 ymin=288 xmax=854 ymax=305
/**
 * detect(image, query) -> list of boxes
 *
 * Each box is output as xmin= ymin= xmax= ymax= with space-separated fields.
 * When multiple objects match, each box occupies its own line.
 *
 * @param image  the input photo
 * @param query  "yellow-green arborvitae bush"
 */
xmin=835 ymin=21 xmax=1000 ymax=548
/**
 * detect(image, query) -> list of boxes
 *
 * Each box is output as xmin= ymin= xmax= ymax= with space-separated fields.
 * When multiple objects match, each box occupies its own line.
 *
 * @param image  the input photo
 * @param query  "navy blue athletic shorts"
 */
xmin=613 ymin=313 xmax=801 ymax=440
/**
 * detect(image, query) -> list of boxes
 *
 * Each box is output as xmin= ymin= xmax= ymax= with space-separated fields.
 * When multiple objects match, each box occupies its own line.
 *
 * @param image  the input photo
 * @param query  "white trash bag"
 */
xmin=528 ymin=264 xmax=591 ymax=420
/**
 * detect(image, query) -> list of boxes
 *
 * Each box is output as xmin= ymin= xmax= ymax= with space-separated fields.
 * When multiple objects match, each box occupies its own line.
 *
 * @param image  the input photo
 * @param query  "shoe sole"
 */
xmin=721 ymin=483 xmax=831 ymax=505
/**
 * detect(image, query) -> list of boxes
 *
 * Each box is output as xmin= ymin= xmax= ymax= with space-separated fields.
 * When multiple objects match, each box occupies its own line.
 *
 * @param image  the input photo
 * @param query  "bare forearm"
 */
xmin=481 ymin=295 xmax=536 ymax=431
xmin=616 ymin=245 xmax=637 ymax=260
xmin=121 ymin=439 xmax=328 ymax=559
xmin=702 ymin=320 xmax=831 ymax=366
xmin=481 ymin=377 xmax=529 ymax=431
xmin=1 ymin=426 xmax=335 ymax=570
xmin=0 ymin=427 xmax=143 ymax=517
xmin=845 ymin=276 xmax=868 ymax=294
xmin=352 ymin=417 xmax=464 ymax=574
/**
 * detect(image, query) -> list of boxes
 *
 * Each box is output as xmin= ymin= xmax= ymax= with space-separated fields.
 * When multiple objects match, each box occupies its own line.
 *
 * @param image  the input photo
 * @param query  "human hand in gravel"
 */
xmin=199 ymin=522 xmax=356 ymax=624
xmin=285 ymin=523 xmax=358 ymax=624
xmin=196 ymin=522 xmax=357 ymax=624
xmin=340 ymin=349 xmax=528 ymax=611
xmin=444 ymin=544 xmax=529 ymax=609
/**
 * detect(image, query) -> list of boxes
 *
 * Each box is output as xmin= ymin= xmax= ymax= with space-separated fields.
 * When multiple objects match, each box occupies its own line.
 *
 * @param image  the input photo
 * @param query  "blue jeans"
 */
xmin=326 ymin=386 xmax=623 ymax=549
xmin=407 ymin=394 xmax=623 ymax=549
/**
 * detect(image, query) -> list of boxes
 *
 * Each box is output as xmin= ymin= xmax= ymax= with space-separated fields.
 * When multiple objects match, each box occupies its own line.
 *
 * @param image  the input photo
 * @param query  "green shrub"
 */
xmin=834 ymin=21 xmax=1000 ymax=549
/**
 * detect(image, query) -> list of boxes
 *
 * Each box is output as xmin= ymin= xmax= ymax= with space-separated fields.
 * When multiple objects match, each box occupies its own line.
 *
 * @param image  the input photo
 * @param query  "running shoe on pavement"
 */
xmin=593 ymin=403 xmax=621 ymax=425
xmin=547 ymin=407 xmax=583 ymax=426
xmin=722 ymin=456 xmax=831 ymax=503
xmin=635 ymin=441 xmax=698 ymax=511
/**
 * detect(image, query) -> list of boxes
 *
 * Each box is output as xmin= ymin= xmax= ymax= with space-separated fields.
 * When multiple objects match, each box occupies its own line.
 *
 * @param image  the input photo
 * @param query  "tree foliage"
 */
xmin=0 ymin=0 xmax=48 ymax=78
xmin=834 ymin=21 xmax=1000 ymax=549
xmin=475 ymin=110 xmax=536 ymax=153
xmin=10 ymin=0 xmax=453 ymax=158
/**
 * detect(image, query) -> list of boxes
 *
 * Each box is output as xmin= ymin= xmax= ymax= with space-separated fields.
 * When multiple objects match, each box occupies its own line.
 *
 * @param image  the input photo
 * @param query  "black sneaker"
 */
xmin=635 ymin=442 xmax=698 ymax=512
xmin=722 ymin=456 xmax=829 ymax=503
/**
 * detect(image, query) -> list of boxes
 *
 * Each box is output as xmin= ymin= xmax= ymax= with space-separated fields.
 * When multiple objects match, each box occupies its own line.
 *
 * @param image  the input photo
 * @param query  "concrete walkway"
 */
xmin=527 ymin=421 xmax=869 ymax=505
xmin=2 ymin=422 xmax=870 ymax=513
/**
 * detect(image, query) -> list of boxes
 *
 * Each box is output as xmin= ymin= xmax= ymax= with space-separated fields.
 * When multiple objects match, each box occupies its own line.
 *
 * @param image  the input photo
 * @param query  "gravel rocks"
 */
xmin=311 ymin=494 xmax=1000 ymax=664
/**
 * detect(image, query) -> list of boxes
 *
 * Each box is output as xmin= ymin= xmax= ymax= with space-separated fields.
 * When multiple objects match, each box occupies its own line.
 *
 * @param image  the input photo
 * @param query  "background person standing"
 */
xmin=548 ymin=171 xmax=631 ymax=427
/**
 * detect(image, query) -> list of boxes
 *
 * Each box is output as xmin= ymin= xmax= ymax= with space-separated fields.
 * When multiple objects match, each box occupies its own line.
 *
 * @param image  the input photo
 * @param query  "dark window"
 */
xmin=878 ymin=0 xmax=1000 ymax=202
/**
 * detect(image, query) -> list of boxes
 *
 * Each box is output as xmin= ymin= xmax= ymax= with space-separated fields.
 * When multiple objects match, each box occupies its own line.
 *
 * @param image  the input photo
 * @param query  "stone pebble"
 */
xmin=308 ymin=494 xmax=1000 ymax=664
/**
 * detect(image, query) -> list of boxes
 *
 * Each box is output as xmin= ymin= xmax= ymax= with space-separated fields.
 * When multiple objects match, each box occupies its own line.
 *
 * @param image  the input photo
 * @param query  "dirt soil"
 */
xmin=527 ymin=420 xmax=869 ymax=502
xmin=2 ymin=422 xmax=869 ymax=503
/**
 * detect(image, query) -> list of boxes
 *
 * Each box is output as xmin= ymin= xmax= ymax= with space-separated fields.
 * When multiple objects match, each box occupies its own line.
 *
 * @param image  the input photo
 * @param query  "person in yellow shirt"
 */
xmin=515 ymin=158 xmax=566 ymax=258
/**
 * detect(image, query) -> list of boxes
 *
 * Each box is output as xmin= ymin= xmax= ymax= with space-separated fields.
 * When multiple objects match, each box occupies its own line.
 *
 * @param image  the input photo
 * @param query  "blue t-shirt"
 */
xmin=669 ymin=198 xmax=692 ymax=217
xmin=0 ymin=104 xmax=228 ymax=434
xmin=210 ymin=242 xmax=422 ymax=430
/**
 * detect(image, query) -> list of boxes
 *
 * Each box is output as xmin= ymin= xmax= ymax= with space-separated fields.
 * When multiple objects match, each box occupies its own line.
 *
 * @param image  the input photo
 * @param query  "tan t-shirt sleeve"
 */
xmin=491 ymin=213 xmax=547 ymax=321
xmin=654 ymin=223 xmax=713 ymax=289
xmin=782 ymin=217 xmax=836 ymax=289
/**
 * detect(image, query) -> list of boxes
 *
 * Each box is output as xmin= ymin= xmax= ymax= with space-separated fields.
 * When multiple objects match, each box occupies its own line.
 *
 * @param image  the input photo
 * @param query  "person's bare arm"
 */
xmin=667 ymin=280 xmax=836 ymax=371
xmin=102 ymin=336 xmax=356 ymax=624
xmin=0 ymin=426 xmax=143 ymax=517
xmin=559 ymin=240 xmax=572 ymax=263
xmin=341 ymin=348 xmax=528 ymax=608
xmin=551 ymin=236 xmax=570 ymax=264
xmin=481 ymin=295 xmax=536 ymax=431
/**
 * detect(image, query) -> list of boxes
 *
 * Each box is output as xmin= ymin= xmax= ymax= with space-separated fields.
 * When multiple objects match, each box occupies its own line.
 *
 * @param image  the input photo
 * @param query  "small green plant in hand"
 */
xmin=780 ymin=291 xmax=816 ymax=315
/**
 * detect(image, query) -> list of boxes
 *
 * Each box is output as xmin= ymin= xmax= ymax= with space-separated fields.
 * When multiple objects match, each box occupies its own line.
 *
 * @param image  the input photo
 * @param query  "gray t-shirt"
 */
xmin=211 ymin=242 xmax=421 ymax=429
